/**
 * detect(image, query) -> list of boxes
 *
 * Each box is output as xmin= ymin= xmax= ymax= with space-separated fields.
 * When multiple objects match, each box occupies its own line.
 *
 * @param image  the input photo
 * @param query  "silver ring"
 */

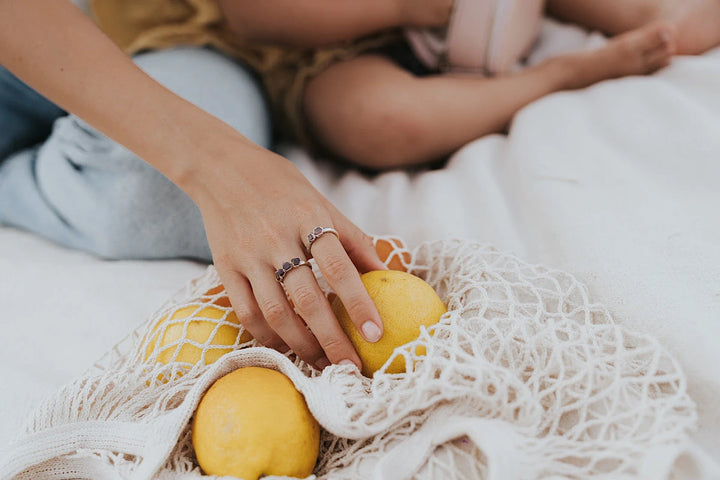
xmin=306 ymin=226 xmax=340 ymax=253
xmin=274 ymin=257 xmax=311 ymax=283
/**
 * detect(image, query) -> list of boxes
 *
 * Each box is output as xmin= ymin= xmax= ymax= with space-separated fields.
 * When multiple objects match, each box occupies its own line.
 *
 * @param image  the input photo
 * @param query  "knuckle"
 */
xmin=362 ymin=232 xmax=374 ymax=248
xmin=212 ymin=253 xmax=232 ymax=269
xmin=323 ymin=255 xmax=350 ymax=279
xmin=319 ymin=335 xmax=347 ymax=357
xmin=292 ymin=285 xmax=319 ymax=313
xmin=267 ymin=340 xmax=289 ymax=352
xmin=232 ymin=304 xmax=257 ymax=324
xmin=257 ymin=334 xmax=283 ymax=350
xmin=254 ymin=332 xmax=275 ymax=346
xmin=342 ymin=295 xmax=371 ymax=319
xmin=293 ymin=343 xmax=321 ymax=363
xmin=259 ymin=300 xmax=289 ymax=326
xmin=298 ymin=203 xmax=328 ymax=225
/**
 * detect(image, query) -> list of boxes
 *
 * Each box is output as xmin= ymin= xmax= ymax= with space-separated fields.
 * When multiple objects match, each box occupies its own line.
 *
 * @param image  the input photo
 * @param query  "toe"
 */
xmin=648 ymin=21 xmax=678 ymax=55
xmin=644 ymin=52 xmax=672 ymax=73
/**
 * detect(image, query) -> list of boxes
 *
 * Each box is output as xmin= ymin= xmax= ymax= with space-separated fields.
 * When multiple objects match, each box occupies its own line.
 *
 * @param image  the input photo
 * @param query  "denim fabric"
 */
xmin=0 ymin=67 xmax=65 ymax=160
xmin=0 ymin=47 xmax=271 ymax=261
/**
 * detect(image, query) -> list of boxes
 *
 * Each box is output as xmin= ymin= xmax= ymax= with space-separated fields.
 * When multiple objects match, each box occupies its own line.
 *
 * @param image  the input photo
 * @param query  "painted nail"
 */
xmin=315 ymin=357 xmax=331 ymax=370
xmin=361 ymin=321 xmax=383 ymax=342
xmin=339 ymin=359 xmax=357 ymax=368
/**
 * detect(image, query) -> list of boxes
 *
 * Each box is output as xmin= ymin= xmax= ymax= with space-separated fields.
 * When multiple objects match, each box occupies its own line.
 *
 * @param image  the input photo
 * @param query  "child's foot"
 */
xmin=557 ymin=21 xmax=676 ymax=90
xmin=658 ymin=0 xmax=720 ymax=54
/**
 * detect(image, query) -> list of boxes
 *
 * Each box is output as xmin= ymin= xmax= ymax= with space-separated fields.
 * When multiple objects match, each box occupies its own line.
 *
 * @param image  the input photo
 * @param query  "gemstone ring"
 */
xmin=306 ymin=226 xmax=340 ymax=253
xmin=274 ymin=257 xmax=311 ymax=283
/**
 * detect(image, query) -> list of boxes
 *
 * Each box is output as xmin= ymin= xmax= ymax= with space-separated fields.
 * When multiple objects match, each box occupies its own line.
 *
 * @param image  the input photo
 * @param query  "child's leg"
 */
xmin=304 ymin=22 xmax=675 ymax=170
xmin=547 ymin=0 xmax=720 ymax=55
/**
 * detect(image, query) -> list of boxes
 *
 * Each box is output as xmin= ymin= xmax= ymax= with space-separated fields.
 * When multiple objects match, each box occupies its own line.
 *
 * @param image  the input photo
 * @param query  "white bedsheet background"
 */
xmin=1 ymin=20 xmax=718 ymax=464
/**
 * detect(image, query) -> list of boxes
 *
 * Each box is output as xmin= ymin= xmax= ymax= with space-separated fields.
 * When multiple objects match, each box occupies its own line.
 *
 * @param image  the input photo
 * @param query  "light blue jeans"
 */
xmin=0 ymin=47 xmax=271 ymax=261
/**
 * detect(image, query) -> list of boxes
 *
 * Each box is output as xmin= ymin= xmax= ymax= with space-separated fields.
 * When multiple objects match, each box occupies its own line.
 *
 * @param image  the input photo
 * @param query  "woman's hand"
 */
xmin=0 ymin=0 xmax=386 ymax=370
xmin=187 ymin=141 xmax=387 ymax=370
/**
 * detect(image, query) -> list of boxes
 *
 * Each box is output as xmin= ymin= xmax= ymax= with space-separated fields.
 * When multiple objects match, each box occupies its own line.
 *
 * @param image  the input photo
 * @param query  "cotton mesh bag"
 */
xmin=1 ymin=237 xmax=718 ymax=480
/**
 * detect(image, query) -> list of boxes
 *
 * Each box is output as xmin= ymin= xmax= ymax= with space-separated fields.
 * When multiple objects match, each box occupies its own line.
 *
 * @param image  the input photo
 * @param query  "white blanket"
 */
xmin=1 ymin=20 xmax=719 ymax=466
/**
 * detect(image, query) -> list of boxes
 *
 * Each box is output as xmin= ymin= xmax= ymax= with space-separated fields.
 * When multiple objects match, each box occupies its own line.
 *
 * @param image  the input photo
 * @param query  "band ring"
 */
xmin=274 ymin=257 xmax=311 ymax=283
xmin=307 ymin=226 xmax=340 ymax=253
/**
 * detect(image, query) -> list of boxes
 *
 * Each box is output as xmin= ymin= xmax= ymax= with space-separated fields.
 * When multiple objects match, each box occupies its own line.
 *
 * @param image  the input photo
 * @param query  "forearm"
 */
xmin=218 ymin=0 xmax=408 ymax=48
xmin=0 ymin=0 xmax=261 ymax=196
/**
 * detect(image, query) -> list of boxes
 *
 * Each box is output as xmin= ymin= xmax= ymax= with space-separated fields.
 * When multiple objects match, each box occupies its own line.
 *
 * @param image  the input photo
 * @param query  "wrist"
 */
xmin=170 ymin=126 xmax=266 ymax=204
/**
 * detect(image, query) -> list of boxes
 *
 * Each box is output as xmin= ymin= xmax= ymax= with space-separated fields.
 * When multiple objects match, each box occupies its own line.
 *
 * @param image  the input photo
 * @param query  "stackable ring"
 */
xmin=274 ymin=257 xmax=311 ymax=283
xmin=306 ymin=226 xmax=340 ymax=253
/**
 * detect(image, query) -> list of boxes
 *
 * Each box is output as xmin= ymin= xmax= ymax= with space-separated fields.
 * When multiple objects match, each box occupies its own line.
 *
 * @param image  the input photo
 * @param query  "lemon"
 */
xmin=332 ymin=270 xmax=447 ymax=377
xmin=144 ymin=302 xmax=252 ymax=367
xmin=192 ymin=367 xmax=320 ymax=479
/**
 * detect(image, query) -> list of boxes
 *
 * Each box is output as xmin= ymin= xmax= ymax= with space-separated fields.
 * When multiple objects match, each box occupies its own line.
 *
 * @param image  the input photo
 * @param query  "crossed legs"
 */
xmin=547 ymin=0 xmax=720 ymax=55
xmin=303 ymin=0 xmax=720 ymax=170
xmin=304 ymin=23 xmax=676 ymax=170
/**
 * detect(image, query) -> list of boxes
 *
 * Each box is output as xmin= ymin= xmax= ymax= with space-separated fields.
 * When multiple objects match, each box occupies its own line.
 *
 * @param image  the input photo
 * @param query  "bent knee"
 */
xmin=306 ymin=84 xmax=435 ymax=170
xmin=133 ymin=47 xmax=272 ymax=148
xmin=82 ymin=171 xmax=211 ymax=260
xmin=41 ymin=128 xmax=211 ymax=260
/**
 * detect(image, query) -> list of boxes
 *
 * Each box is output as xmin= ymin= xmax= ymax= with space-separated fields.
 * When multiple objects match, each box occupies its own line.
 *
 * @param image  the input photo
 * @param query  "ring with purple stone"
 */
xmin=306 ymin=226 xmax=340 ymax=253
xmin=274 ymin=257 xmax=311 ymax=283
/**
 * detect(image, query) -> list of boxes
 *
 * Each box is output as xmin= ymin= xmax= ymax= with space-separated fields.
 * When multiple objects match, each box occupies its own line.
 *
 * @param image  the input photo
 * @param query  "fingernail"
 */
xmin=339 ymin=359 xmax=357 ymax=368
xmin=361 ymin=321 xmax=383 ymax=342
xmin=315 ymin=357 xmax=331 ymax=370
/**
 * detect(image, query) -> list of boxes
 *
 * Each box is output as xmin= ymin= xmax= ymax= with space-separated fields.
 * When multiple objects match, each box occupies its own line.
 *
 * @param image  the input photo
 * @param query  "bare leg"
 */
xmin=547 ymin=0 xmax=720 ymax=55
xmin=304 ymin=22 xmax=675 ymax=170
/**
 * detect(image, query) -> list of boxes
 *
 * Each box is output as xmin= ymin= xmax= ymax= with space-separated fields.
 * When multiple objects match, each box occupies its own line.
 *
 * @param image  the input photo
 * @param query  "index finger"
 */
xmin=310 ymin=232 xmax=384 ymax=345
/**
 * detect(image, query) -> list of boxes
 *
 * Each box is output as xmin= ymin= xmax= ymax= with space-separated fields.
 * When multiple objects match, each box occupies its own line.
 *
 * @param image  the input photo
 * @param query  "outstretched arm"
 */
xmin=0 ymin=0 xmax=389 ymax=371
xmin=0 ymin=0 xmax=255 ymax=186
xmin=217 ymin=0 xmax=452 ymax=48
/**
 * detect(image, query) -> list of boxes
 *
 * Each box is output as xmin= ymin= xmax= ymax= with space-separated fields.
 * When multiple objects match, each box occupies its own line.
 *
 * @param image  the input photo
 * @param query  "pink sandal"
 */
xmin=405 ymin=0 xmax=545 ymax=75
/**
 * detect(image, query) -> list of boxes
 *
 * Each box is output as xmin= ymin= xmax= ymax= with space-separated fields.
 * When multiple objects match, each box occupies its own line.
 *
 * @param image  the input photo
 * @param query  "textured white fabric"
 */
xmin=0 ymin=230 xmax=205 ymax=453
xmin=283 ymin=21 xmax=720 ymax=457
xmin=2 ymin=239 xmax=717 ymax=479
xmin=1 ymin=18 xmax=720 ymax=472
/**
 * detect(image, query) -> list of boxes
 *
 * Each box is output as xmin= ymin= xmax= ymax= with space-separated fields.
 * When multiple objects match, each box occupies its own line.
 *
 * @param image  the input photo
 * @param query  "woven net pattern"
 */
xmin=4 ymin=237 xmax=698 ymax=480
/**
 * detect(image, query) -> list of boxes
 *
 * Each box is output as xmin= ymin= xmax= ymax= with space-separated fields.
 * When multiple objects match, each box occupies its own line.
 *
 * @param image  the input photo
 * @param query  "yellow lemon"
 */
xmin=192 ymin=367 xmax=320 ymax=479
xmin=332 ymin=270 xmax=447 ymax=377
xmin=144 ymin=301 xmax=252 ymax=367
